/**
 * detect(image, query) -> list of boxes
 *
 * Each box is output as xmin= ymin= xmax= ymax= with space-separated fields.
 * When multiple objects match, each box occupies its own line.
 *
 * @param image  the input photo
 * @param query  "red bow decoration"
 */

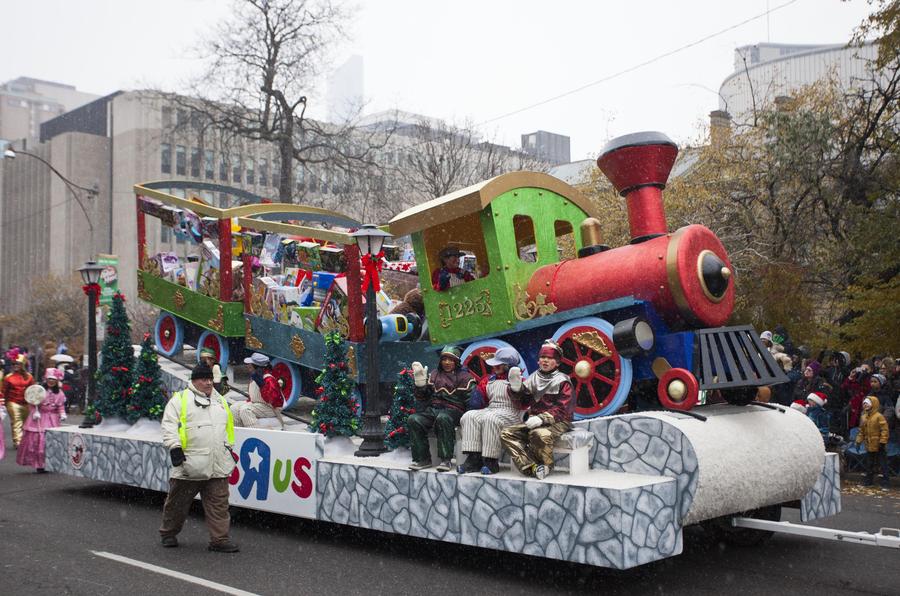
xmin=82 ymin=283 xmax=101 ymax=306
xmin=360 ymin=251 xmax=384 ymax=293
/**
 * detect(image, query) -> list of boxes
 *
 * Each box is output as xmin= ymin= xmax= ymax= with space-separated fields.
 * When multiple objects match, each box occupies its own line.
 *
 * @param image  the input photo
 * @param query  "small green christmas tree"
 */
xmin=95 ymin=293 xmax=135 ymax=420
xmin=309 ymin=331 xmax=359 ymax=437
xmin=126 ymin=333 xmax=167 ymax=423
xmin=384 ymin=368 xmax=416 ymax=450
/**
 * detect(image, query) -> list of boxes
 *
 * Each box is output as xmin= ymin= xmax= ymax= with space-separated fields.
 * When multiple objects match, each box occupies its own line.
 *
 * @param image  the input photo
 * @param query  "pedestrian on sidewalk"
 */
xmin=855 ymin=396 xmax=890 ymax=489
xmin=159 ymin=363 xmax=239 ymax=552
xmin=16 ymin=368 xmax=67 ymax=472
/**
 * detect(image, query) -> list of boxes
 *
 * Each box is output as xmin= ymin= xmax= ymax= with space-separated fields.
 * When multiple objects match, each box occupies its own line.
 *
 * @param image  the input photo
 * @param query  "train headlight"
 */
xmin=697 ymin=250 xmax=731 ymax=302
xmin=613 ymin=317 xmax=655 ymax=358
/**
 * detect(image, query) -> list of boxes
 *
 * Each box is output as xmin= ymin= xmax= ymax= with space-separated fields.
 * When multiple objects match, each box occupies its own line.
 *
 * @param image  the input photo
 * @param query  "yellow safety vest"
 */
xmin=177 ymin=389 xmax=235 ymax=449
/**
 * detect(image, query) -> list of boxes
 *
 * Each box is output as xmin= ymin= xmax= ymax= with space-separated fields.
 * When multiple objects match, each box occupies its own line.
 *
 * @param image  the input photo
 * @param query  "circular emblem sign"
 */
xmin=69 ymin=433 xmax=87 ymax=470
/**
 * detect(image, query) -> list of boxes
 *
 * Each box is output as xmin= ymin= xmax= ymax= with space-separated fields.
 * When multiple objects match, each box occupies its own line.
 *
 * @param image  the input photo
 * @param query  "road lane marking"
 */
xmin=90 ymin=551 xmax=260 ymax=596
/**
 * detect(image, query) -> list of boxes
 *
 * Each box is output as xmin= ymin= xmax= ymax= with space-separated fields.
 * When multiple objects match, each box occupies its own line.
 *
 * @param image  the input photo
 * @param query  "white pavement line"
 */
xmin=90 ymin=551 xmax=260 ymax=596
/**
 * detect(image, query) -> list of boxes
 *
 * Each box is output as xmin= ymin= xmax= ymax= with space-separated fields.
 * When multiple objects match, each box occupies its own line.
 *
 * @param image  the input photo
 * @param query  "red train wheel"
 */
xmin=196 ymin=330 xmax=230 ymax=370
xmin=552 ymin=318 xmax=632 ymax=419
xmin=154 ymin=312 xmax=184 ymax=357
xmin=657 ymin=368 xmax=699 ymax=411
xmin=270 ymin=358 xmax=302 ymax=408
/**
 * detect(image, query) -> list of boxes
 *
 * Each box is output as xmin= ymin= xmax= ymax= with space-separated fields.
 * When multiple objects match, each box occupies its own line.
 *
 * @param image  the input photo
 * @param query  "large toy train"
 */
xmin=135 ymin=131 xmax=785 ymax=417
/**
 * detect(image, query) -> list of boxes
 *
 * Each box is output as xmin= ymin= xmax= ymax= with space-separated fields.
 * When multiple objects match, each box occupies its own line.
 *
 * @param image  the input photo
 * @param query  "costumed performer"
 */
xmin=17 ymin=368 xmax=67 ymax=472
xmin=230 ymin=352 xmax=285 ymax=428
xmin=3 ymin=354 xmax=35 ymax=447
xmin=457 ymin=347 xmax=523 ymax=475
xmin=159 ymin=363 xmax=239 ymax=552
xmin=431 ymin=245 xmax=474 ymax=291
xmin=500 ymin=340 xmax=574 ymax=479
xmin=407 ymin=345 xmax=474 ymax=471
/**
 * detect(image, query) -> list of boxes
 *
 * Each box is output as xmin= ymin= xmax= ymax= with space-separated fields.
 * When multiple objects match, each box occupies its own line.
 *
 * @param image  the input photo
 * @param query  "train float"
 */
xmin=46 ymin=132 xmax=896 ymax=573
xmin=137 ymin=131 xmax=785 ymax=417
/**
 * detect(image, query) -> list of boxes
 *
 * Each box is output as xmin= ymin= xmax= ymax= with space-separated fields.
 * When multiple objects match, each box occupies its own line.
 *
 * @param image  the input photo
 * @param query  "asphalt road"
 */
xmin=1 ymin=429 xmax=897 ymax=596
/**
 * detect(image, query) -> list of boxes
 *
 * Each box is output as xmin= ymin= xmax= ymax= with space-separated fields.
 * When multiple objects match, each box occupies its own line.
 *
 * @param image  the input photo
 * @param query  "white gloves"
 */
xmin=411 ymin=362 xmax=428 ymax=388
xmin=508 ymin=366 xmax=523 ymax=392
xmin=525 ymin=416 xmax=543 ymax=429
xmin=0 ymin=408 xmax=6 ymax=421
xmin=33 ymin=410 xmax=42 ymax=421
xmin=60 ymin=412 xmax=68 ymax=422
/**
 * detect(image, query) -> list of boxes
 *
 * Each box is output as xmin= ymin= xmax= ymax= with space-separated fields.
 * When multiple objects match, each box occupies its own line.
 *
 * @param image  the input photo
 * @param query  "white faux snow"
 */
xmin=323 ymin=435 xmax=363 ymax=457
xmin=95 ymin=417 xmax=131 ymax=433
xmin=377 ymin=447 xmax=413 ymax=463
xmin=124 ymin=418 xmax=163 ymax=439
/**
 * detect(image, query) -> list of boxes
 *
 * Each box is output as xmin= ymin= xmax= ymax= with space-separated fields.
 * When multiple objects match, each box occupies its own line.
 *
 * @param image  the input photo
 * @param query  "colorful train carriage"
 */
xmin=134 ymin=181 xmax=437 ymax=407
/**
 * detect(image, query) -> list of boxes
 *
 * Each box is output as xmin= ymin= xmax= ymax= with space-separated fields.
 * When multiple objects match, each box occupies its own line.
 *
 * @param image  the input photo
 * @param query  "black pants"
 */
xmin=865 ymin=446 xmax=889 ymax=486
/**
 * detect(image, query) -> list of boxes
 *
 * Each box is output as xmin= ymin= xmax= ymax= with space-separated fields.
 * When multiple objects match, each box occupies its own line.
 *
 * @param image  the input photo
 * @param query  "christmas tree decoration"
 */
xmin=383 ymin=368 xmax=416 ymax=450
xmin=95 ymin=293 xmax=135 ymax=419
xmin=309 ymin=331 xmax=359 ymax=437
xmin=126 ymin=333 xmax=168 ymax=423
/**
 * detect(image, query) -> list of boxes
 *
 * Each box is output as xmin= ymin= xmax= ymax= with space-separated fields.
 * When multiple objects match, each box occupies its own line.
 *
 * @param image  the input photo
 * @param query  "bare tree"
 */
xmin=390 ymin=117 xmax=551 ymax=205
xmin=159 ymin=0 xmax=392 ymax=204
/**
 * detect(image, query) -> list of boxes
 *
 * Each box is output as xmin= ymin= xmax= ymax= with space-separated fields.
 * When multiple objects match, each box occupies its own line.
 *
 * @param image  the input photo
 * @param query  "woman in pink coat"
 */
xmin=17 ymin=368 xmax=67 ymax=472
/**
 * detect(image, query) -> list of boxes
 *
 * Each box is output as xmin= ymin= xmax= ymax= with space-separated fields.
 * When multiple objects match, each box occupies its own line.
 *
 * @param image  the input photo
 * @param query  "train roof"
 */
xmin=134 ymin=180 xmax=360 ymax=244
xmin=388 ymin=171 xmax=598 ymax=237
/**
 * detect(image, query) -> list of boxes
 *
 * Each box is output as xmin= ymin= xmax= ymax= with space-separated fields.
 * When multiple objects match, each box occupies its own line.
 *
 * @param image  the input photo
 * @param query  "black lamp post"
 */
xmin=352 ymin=224 xmax=392 ymax=457
xmin=78 ymin=261 xmax=104 ymax=428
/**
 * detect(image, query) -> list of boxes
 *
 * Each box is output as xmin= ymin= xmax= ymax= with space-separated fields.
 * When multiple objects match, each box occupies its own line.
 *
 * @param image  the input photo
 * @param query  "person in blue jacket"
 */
xmin=806 ymin=391 xmax=831 ymax=443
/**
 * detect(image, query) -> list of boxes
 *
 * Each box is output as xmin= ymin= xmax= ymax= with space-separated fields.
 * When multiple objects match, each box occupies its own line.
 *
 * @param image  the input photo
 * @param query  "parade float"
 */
xmin=45 ymin=131 xmax=896 ymax=568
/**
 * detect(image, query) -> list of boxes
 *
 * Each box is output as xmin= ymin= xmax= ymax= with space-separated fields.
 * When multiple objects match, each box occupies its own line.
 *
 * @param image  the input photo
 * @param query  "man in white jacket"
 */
xmin=159 ymin=364 xmax=238 ymax=552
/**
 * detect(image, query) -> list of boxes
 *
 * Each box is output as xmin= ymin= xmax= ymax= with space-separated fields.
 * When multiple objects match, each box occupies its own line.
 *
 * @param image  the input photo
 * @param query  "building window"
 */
xmin=161 ymin=107 xmax=173 ymax=129
xmin=219 ymin=155 xmax=228 ymax=181
xmin=175 ymin=145 xmax=186 ymax=176
xmin=272 ymin=161 xmax=281 ymax=189
xmin=259 ymin=158 xmax=269 ymax=187
xmin=513 ymin=215 xmax=537 ymax=262
xmin=295 ymin=164 xmax=305 ymax=193
xmin=246 ymin=158 xmax=255 ymax=185
xmin=204 ymin=150 xmax=214 ymax=179
xmin=190 ymin=147 xmax=201 ymax=178
xmin=160 ymin=143 xmax=171 ymax=174
xmin=176 ymin=109 xmax=187 ymax=127
xmin=232 ymin=155 xmax=242 ymax=183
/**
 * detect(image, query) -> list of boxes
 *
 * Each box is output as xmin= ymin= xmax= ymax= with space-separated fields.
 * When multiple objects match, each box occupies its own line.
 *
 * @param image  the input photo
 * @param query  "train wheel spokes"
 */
xmin=552 ymin=317 xmax=632 ymax=419
xmin=154 ymin=312 xmax=184 ymax=357
xmin=460 ymin=340 xmax=528 ymax=384
xmin=197 ymin=330 xmax=230 ymax=371
xmin=271 ymin=358 xmax=302 ymax=409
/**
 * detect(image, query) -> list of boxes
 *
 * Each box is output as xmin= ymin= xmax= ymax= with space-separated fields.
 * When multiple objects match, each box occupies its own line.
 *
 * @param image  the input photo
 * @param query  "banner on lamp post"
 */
xmin=96 ymin=254 xmax=119 ymax=305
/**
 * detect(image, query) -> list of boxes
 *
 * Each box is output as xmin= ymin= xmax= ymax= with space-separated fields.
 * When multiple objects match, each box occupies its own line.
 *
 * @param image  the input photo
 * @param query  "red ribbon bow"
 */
xmin=360 ymin=251 xmax=384 ymax=293
xmin=82 ymin=283 xmax=101 ymax=306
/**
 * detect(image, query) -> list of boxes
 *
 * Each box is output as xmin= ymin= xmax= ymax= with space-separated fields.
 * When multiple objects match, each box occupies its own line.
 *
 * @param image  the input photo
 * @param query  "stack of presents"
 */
xmin=148 ymin=215 xmax=403 ymax=338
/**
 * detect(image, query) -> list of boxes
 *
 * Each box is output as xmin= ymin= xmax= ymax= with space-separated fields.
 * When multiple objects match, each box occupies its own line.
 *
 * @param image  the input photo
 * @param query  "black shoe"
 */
xmin=481 ymin=458 xmax=500 ymax=475
xmin=457 ymin=453 xmax=483 ymax=474
xmin=160 ymin=536 xmax=178 ymax=548
xmin=208 ymin=541 xmax=239 ymax=553
xmin=436 ymin=459 xmax=452 ymax=472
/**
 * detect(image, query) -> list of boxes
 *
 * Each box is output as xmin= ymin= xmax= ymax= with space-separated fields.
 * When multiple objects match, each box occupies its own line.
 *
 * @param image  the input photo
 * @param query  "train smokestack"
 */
xmin=596 ymin=132 xmax=678 ymax=243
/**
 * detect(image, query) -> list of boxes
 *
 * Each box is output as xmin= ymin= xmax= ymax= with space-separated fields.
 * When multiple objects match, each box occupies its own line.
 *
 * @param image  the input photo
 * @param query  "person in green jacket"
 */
xmin=407 ymin=346 xmax=474 ymax=472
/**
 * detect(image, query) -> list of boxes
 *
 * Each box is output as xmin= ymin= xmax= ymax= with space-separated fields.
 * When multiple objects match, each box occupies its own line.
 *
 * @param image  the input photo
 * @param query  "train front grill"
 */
xmin=695 ymin=325 xmax=789 ymax=390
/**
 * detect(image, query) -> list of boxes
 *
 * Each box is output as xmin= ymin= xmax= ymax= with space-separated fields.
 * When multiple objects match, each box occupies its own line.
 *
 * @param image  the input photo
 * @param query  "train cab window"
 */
xmin=555 ymin=220 xmax=576 ymax=260
xmin=514 ymin=215 xmax=537 ymax=262
xmin=423 ymin=211 xmax=490 ymax=291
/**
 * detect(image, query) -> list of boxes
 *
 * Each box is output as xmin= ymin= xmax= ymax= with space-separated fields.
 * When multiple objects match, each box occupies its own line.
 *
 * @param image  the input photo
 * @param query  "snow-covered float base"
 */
xmin=44 ymin=403 xmax=841 ymax=570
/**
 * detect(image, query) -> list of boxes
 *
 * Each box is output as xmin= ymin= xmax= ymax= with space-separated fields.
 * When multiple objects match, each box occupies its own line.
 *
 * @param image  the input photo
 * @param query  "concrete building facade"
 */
xmin=521 ymin=130 xmax=571 ymax=165
xmin=718 ymin=42 xmax=879 ymax=124
xmin=0 ymin=77 xmax=98 ymax=142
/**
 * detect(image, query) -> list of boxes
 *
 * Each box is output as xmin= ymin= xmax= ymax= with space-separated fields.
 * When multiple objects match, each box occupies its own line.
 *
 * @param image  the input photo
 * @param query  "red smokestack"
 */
xmin=596 ymin=132 xmax=678 ymax=243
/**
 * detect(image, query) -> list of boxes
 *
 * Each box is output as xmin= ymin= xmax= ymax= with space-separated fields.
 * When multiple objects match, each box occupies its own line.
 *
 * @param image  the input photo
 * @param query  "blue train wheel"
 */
xmin=155 ymin=312 xmax=184 ymax=357
xmin=551 ymin=317 xmax=632 ymax=419
xmin=271 ymin=358 xmax=302 ymax=409
xmin=197 ymin=330 xmax=230 ymax=371
xmin=460 ymin=340 xmax=528 ymax=384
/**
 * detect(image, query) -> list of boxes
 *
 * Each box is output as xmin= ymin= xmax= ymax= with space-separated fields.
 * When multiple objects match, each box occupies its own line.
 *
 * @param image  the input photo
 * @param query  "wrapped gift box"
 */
xmin=319 ymin=246 xmax=346 ymax=273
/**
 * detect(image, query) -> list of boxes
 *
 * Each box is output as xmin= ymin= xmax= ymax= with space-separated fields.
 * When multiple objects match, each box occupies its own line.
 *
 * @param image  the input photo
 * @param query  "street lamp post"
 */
xmin=3 ymin=146 xmax=99 ymax=253
xmin=78 ymin=261 xmax=104 ymax=428
xmin=352 ymin=224 xmax=392 ymax=457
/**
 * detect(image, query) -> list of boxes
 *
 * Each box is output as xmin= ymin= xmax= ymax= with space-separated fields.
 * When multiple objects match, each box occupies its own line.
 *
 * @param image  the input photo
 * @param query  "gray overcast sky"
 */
xmin=1 ymin=0 xmax=874 ymax=159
